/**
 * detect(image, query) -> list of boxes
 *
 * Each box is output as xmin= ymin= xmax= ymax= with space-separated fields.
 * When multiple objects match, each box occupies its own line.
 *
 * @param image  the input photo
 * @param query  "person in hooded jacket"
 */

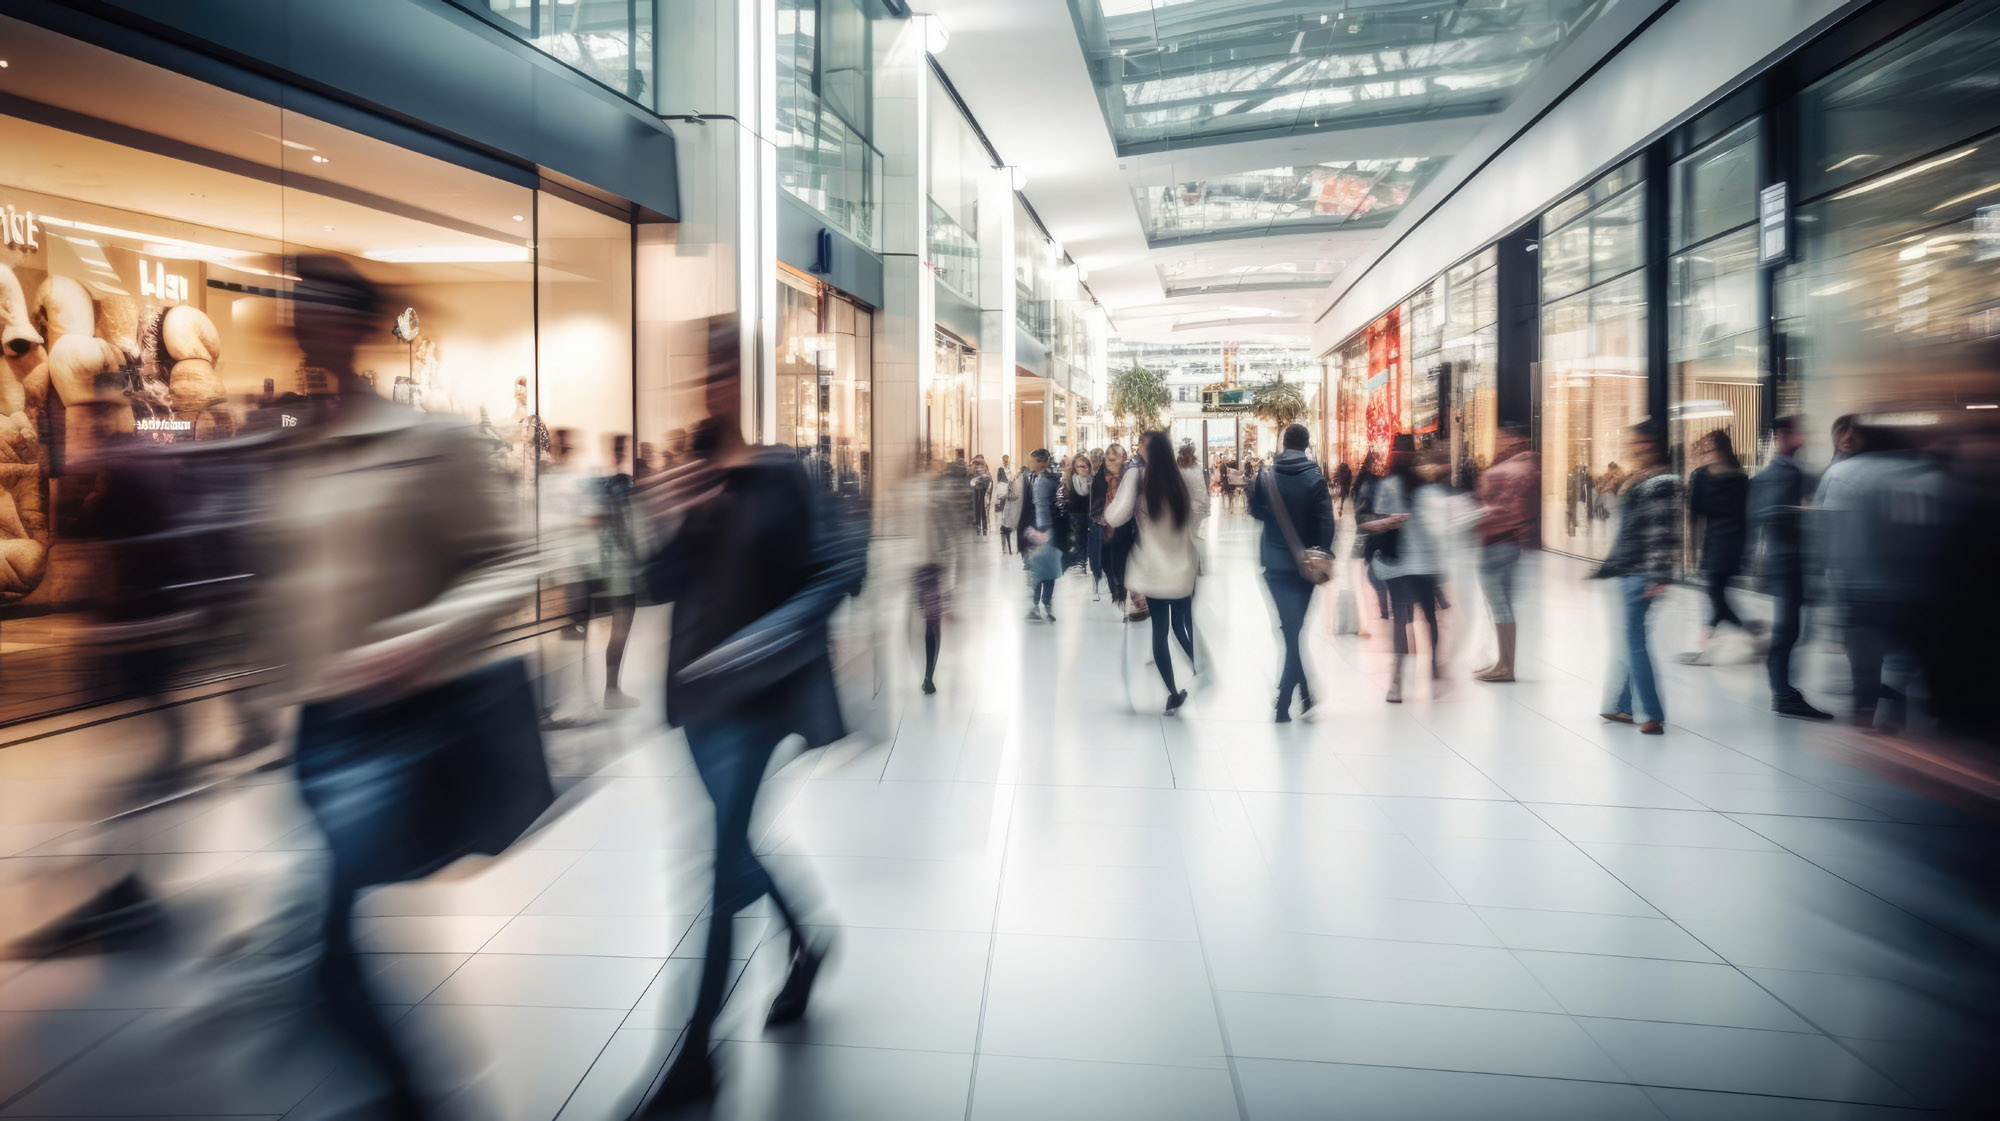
xmin=1250 ymin=424 xmax=1336 ymax=720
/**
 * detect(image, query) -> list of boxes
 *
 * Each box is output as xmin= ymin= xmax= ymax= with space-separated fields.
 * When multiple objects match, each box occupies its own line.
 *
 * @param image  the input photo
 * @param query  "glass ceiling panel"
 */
xmin=1160 ymin=257 xmax=1341 ymax=296
xmin=1070 ymin=0 xmax=1614 ymax=154
xmin=1137 ymin=156 xmax=1443 ymax=244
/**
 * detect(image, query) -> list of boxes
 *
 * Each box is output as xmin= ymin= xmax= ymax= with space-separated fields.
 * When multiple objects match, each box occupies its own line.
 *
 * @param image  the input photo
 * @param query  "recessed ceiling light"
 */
xmin=311 ymin=154 xmax=330 ymax=164
xmin=512 ymin=214 xmax=525 ymax=222
xmin=0 ymin=60 xmax=10 ymax=68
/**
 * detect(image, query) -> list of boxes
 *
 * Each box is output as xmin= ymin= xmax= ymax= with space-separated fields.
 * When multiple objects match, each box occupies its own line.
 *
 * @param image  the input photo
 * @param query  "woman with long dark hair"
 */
xmin=1063 ymin=453 xmax=1094 ymax=576
xmin=1680 ymin=427 xmax=1760 ymax=665
xmin=1105 ymin=431 xmax=1199 ymax=712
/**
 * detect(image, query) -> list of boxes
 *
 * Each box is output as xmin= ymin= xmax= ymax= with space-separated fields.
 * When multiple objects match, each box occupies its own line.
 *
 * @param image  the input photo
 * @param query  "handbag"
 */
xmin=295 ymin=657 xmax=553 ymax=888
xmin=1262 ymin=473 xmax=1334 ymax=585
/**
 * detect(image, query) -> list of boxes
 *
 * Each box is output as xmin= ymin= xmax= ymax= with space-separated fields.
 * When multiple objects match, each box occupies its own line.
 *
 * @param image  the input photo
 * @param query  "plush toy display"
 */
xmin=161 ymin=303 xmax=226 ymax=423
xmin=0 ymin=262 xmax=50 ymax=602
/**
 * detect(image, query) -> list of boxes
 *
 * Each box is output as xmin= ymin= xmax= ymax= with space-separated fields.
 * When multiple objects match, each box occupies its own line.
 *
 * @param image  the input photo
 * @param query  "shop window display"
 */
xmin=929 ymin=330 xmax=975 ymax=467
xmin=0 ymin=16 xmax=635 ymax=722
xmin=1540 ymin=164 xmax=1650 ymax=559
xmin=777 ymin=268 xmax=872 ymax=496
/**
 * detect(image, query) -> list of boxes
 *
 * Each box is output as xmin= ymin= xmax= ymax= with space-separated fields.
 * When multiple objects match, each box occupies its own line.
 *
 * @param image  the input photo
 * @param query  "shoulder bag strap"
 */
xmin=1263 ymin=471 xmax=1310 ymax=568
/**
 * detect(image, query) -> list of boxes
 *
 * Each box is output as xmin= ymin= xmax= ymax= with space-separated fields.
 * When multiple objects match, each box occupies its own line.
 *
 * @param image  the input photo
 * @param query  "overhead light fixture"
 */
xmin=0 ymin=60 xmax=10 ymax=68
xmin=1826 ymin=153 xmax=1878 ymax=172
xmin=925 ymin=15 xmax=949 ymax=55
xmin=311 ymin=154 xmax=330 ymax=163
xmin=362 ymin=245 xmax=531 ymax=263
xmin=1967 ymin=403 xmax=1998 ymax=410
xmin=512 ymin=214 xmax=526 ymax=222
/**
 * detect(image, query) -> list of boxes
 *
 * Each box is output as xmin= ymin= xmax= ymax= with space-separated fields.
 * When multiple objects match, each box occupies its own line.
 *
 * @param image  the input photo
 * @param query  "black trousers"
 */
xmin=1388 ymin=573 xmax=1439 ymax=658
xmin=1149 ymin=595 xmax=1195 ymax=694
xmin=1266 ymin=572 xmax=1314 ymax=705
xmin=1705 ymin=567 xmax=1745 ymax=630
xmin=1766 ymin=571 xmax=1804 ymax=700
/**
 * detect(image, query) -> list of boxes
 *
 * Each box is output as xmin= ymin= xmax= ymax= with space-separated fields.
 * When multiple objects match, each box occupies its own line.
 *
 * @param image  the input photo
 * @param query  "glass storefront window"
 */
xmin=1667 ymin=119 xmax=1764 ymax=476
xmin=1801 ymin=0 xmax=2000 ymax=199
xmin=1541 ymin=161 xmax=1651 ymax=559
xmin=1672 ymin=120 xmax=1760 ymax=251
xmin=929 ymin=330 xmax=976 ymax=466
xmin=1 ymin=13 xmax=645 ymax=721
xmin=777 ymin=269 xmax=872 ymax=496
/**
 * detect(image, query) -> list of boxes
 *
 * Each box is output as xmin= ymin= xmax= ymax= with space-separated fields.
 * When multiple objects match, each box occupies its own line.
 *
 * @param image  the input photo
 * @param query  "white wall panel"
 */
xmin=1311 ymin=0 xmax=1854 ymax=354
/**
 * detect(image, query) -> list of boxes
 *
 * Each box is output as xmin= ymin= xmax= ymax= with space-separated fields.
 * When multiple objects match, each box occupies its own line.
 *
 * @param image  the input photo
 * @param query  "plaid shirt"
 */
xmin=1597 ymin=468 xmax=1680 ymax=583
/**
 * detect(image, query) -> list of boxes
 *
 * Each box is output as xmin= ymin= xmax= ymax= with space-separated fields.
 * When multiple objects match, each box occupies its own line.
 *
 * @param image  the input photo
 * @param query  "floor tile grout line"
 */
xmin=959 ymin=774 xmax=1016 ymax=1121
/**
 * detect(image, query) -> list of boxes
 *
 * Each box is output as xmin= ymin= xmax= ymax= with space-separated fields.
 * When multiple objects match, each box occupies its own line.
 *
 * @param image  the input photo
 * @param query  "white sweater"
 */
xmin=1105 ymin=464 xmax=1199 ymax=599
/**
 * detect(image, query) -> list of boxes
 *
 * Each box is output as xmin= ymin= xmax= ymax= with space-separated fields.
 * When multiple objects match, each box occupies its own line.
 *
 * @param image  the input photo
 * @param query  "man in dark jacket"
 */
xmin=1249 ymin=424 xmax=1336 ymax=721
xmin=640 ymin=393 xmax=856 ymax=1109
xmin=1750 ymin=416 xmax=1831 ymax=719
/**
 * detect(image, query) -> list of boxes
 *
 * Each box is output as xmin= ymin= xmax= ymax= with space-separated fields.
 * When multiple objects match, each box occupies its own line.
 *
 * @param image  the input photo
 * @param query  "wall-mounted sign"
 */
xmin=1 ymin=204 xmax=40 ymax=252
xmin=1759 ymin=182 xmax=1789 ymax=265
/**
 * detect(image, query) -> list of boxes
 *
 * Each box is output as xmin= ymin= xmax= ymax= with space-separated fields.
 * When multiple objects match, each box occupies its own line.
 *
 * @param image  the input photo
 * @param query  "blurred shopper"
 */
xmin=1751 ymin=416 xmax=1832 ymax=719
xmin=598 ymin=434 xmax=640 ymax=710
xmin=1365 ymin=437 xmax=1449 ymax=703
xmin=638 ymin=361 xmax=865 ymax=1108
xmin=1105 ymin=431 xmax=1199 ymax=713
xmin=1474 ymin=423 xmax=1537 ymax=683
xmin=1098 ymin=443 xmax=1140 ymax=619
xmin=1250 ymin=423 xmax=1335 ymax=721
xmin=1593 ymin=419 xmax=1679 ymax=735
xmin=1351 ymin=451 xmax=1391 ymax=637
xmin=1063 ymin=453 xmax=1094 ymax=574
xmin=970 ymin=455 xmax=992 ymax=537
xmin=1331 ymin=461 xmax=1354 ymax=519
xmin=1016 ymin=448 xmax=1065 ymax=621
xmin=1177 ymin=442 xmax=1211 ymax=542
xmin=260 ymin=256 xmax=543 ymax=1120
xmin=1818 ymin=422 xmax=1944 ymax=732
xmin=538 ymin=427 xmax=600 ymax=726
xmin=1680 ymin=429 xmax=1763 ymax=665
xmin=914 ymin=466 xmax=961 ymax=695
xmin=996 ymin=455 xmax=1019 ymax=555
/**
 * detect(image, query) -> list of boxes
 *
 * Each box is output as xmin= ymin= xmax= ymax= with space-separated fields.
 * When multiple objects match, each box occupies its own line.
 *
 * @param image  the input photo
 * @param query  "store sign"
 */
xmin=1 ymin=204 xmax=41 ymax=252
xmin=1759 ymin=182 xmax=1789 ymax=264
xmin=139 ymin=257 xmax=190 ymax=303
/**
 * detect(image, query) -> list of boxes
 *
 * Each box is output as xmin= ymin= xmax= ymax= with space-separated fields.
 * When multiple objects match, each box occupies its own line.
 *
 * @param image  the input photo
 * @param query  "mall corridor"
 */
xmin=3 ymin=514 xmax=1995 ymax=1119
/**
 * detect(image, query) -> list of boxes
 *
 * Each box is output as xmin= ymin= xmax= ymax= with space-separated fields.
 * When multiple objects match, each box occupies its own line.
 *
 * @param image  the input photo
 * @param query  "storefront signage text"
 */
xmin=139 ymin=257 xmax=190 ymax=303
xmin=2 ymin=204 xmax=40 ymax=252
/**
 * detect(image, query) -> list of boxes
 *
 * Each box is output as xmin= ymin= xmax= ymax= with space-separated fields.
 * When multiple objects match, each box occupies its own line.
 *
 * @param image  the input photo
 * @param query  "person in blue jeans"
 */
xmin=1593 ymin=419 xmax=1680 ymax=735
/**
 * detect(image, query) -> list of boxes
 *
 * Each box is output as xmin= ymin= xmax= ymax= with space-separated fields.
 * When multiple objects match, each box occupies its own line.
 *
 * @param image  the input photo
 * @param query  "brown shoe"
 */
xmin=1600 ymin=712 xmax=1635 ymax=724
xmin=1639 ymin=720 xmax=1664 ymax=735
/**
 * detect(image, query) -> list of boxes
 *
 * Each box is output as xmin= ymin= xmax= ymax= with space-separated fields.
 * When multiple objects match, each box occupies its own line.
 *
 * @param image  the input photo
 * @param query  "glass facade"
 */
xmin=1070 ymin=0 xmax=1618 ymax=154
xmin=777 ymin=0 xmax=882 ymax=249
xmin=1134 ymin=158 xmax=1446 ymax=245
xmin=1541 ymin=159 xmax=1649 ymax=559
xmin=776 ymin=268 xmax=873 ymax=496
xmin=1669 ymin=120 xmax=1764 ymax=471
xmin=1778 ymin=0 xmax=2000 ymax=444
xmin=928 ymin=73 xmax=983 ymax=303
xmin=458 ymin=0 xmax=654 ymax=103
xmin=0 ymin=14 xmax=637 ymax=720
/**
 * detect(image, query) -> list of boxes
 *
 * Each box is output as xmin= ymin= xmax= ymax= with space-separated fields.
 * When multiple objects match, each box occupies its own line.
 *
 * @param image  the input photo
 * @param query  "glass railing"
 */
xmin=451 ymin=0 xmax=654 ymax=105
xmin=928 ymin=199 xmax=979 ymax=303
xmin=779 ymin=81 xmax=883 ymax=252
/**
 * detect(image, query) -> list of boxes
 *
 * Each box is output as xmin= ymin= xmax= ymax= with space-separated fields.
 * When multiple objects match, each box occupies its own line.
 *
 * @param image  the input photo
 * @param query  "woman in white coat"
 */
xmin=996 ymin=459 xmax=1023 ymax=556
xmin=1106 ymin=431 xmax=1199 ymax=712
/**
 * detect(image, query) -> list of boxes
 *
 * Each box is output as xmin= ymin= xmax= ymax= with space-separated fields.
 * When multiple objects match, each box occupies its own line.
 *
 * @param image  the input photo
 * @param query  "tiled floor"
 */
xmin=1 ymin=511 xmax=1996 ymax=1119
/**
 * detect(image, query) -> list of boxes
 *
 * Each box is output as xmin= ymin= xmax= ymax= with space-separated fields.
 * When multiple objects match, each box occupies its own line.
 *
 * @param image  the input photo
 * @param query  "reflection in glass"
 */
xmin=460 ymin=0 xmax=653 ymax=102
xmin=1071 ymin=0 xmax=1615 ymax=153
xmin=1135 ymin=158 xmax=1444 ymax=244
xmin=777 ymin=271 xmax=872 ymax=496
xmin=1671 ymin=119 xmax=1760 ymax=252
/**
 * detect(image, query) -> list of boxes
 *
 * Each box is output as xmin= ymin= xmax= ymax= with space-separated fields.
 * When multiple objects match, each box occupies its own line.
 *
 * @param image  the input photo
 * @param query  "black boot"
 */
xmin=766 ymin=938 xmax=829 ymax=1026
xmin=639 ymin=1037 xmax=717 ymax=1116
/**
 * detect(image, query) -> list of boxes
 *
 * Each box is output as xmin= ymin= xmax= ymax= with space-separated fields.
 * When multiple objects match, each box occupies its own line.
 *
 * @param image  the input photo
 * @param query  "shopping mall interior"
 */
xmin=2 ymin=0 xmax=1999 ymax=1118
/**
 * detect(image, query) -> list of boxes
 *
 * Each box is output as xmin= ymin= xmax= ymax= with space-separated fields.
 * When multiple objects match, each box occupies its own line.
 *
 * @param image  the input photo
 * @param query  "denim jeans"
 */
xmin=1478 ymin=541 xmax=1520 ymax=625
xmin=1601 ymin=574 xmax=1665 ymax=723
